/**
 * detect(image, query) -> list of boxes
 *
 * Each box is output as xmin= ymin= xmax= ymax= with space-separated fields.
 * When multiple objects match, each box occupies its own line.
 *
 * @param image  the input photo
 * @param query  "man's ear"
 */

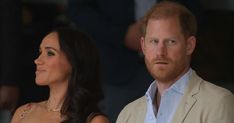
xmin=140 ymin=37 xmax=146 ymax=54
xmin=186 ymin=36 xmax=196 ymax=55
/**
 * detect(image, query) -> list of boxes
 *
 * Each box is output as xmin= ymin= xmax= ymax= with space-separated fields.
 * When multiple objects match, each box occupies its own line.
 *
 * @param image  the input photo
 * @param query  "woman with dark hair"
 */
xmin=11 ymin=27 xmax=109 ymax=123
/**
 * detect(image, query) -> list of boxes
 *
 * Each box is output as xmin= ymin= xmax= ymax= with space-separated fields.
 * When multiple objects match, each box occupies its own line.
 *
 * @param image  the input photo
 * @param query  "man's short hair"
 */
xmin=143 ymin=1 xmax=197 ymax=38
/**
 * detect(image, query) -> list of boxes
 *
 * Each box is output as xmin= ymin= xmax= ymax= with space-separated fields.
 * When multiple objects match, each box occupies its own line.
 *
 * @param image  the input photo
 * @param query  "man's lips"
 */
xmin=155 ymin=60 xmax=169 ymax=64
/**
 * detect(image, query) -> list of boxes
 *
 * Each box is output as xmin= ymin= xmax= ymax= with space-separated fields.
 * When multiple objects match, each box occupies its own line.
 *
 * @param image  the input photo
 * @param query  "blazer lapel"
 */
xmin=172 ymin=70 xmax=202 ymax=123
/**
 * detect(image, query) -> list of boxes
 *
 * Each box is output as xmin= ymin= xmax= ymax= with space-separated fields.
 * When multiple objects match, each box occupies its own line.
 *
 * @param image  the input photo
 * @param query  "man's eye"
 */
xmin=167 ymin=40 xmax=176 ymax=45
xmin=150 ymin=39 xmax=158 ymax=44
xmin=47 ymin=51 xmax=55 ymax=56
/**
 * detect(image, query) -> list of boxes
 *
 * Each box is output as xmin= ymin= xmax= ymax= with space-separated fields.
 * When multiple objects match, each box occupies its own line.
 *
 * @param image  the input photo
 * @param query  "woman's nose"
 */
xmin=34 ymin=54 xmax=43 ymax=65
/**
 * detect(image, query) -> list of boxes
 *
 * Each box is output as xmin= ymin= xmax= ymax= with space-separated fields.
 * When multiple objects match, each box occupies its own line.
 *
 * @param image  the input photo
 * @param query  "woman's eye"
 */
xmin=47 ymin=51 xmax=55 ymax=56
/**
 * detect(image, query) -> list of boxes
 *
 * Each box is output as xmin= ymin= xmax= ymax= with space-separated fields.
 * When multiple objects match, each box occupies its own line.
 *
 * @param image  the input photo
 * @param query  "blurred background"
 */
xmin=0 ymin=0 xmax=234 ymax=122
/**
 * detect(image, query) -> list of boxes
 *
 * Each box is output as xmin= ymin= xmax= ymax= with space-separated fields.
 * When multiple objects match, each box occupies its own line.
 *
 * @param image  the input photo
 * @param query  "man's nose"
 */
xmin=155 ymin=42 xmax=167 ymax=57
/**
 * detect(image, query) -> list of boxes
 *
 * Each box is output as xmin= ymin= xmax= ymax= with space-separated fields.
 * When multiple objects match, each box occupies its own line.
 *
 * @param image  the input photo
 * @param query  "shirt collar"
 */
xmin=169 ymin=68 xmax=192 ymax=94
xmin=145 ymin=81 xmax=157 ymax=103
xmin=145 ymin=68 xmax=192 ymax=102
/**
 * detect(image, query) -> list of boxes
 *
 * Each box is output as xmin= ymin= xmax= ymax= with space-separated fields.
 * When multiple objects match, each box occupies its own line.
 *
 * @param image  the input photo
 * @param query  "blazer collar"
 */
xmin=172 ymin=70 xmax=202 ymax=123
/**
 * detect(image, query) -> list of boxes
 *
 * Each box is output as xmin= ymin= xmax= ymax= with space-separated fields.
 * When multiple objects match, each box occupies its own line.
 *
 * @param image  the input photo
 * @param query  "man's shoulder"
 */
xmin=116 ymin=96 xmax=147 ymax=123
xmin=182 ymin=73 xmax=234 ymax=122
xmin=125 ymin=96 xmax=147 ymax=108
xmin=120 ymin=96 xmax=147 ymax=115
xmin=197 ymin=81 xmax=234 ymax=109
xmin=190 ymin=71 xmax=233 ymax=101
xmin=200 ymin=80 xmax=233 ymax=100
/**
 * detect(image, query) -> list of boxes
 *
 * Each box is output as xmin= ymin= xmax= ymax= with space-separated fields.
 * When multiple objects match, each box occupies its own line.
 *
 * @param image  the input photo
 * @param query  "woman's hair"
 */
xmin=52 ymin=27 xmax=103 ymax=123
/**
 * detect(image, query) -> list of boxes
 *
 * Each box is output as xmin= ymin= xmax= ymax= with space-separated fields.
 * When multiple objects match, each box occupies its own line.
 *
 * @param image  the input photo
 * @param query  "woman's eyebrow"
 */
xmin=44 ymin=46 xmax=59 ymax=52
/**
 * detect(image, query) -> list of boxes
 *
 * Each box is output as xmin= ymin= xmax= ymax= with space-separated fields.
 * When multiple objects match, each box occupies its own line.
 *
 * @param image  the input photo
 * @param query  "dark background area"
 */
xmin=0 ymin=1 xmax=233 ymax=123
xmin=192 ymin=9 xmax=234 ymax=92
xmin=2 ymin=0 xmax=234 ymax=106
xmin=21 ymin=0 xmax=234 ymax=93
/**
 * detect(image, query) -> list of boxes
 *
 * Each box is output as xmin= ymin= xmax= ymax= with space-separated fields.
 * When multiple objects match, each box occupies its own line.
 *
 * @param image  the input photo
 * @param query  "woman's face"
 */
xmin=34 ymin=32 xmax=71 ymax=86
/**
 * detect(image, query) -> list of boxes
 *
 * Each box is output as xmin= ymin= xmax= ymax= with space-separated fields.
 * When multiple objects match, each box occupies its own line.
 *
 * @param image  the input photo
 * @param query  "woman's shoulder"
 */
xmin=11 ymin=103 xmax=34 ymax=122
xmin=87 ymin=112 xmax=109 ymax=123
xmin=11 ymin=101 xmax=46 ymax=123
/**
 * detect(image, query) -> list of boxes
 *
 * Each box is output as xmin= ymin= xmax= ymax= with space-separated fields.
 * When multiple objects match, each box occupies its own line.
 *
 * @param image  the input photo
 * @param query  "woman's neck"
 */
xmin=47 ymin=82 xmax=68 ymax=111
